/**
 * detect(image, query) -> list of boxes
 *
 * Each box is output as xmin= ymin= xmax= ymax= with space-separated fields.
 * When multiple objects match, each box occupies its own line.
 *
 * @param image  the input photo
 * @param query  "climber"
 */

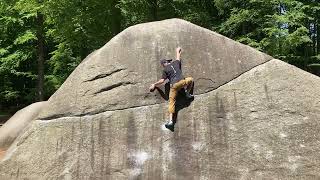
xmin=149 ymin=47 xmax=194 ymax=131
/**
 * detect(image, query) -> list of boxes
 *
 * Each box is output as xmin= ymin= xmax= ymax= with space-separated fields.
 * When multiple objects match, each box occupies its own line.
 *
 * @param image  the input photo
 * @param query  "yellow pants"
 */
xmin=168 ymin=77 xmax=193 ymax=113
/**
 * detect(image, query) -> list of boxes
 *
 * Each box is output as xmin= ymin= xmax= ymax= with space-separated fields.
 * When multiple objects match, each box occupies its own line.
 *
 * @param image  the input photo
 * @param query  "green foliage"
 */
xmin=49 ymin=42 xmax=81 ymax=81
xmin=1 ymin=0 xmax=320 ymax=114
xmin=0 ymin=0 xmax=39 ymax=111
xmin=216 ymin=0 xmax=316 ymax=63
xmin=13 ymin=30 xmax=36 ymax=45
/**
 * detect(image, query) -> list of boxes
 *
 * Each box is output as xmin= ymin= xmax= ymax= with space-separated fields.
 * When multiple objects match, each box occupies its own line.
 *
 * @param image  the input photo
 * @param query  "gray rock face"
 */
xmin=0 ymin=101 xmax=47 ymax=149
xmin=1 ymin=19 xmax=320 ymax=180
xmin=37 ymin=18 xmax=271 ymax=120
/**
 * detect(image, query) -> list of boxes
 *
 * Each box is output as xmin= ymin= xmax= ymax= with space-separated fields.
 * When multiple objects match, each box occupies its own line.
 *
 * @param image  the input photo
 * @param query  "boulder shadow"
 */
xmin=155 ymin=82 xmax=195 ymax=131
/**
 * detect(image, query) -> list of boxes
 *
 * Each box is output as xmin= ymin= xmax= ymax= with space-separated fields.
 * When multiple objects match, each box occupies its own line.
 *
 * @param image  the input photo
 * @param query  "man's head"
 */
xmin=160 ymin=59 xmax=172 ymax=67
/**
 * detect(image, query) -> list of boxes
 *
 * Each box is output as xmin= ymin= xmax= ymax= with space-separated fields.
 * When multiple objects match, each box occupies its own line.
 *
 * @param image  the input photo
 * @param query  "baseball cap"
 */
xmin=160 ymin=59 xmax=172 ymax=65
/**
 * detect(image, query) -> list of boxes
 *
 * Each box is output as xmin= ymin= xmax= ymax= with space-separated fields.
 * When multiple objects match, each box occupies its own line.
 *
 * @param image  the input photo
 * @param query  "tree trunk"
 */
xmin=150 ymin=0 xmax=158 ymax=21
xmin=36 ymin=13 xmax=45 ymax=101
xmin=111 ymin=0 xmax=121 ymax=36
xmin=317 ymin=21 xmax=320 ymax=55
xmin=313 ymin=23 xmax=316 ymax=55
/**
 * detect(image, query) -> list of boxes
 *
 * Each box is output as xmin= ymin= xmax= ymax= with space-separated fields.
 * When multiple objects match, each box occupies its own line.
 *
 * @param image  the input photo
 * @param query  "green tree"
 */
xmin=0 ymin=0 xmax=39 ymax=111
xmin=1 ymin=0 xmax=320 ymax=115
xmin=216 ymin=0 xmax=318 ymax=73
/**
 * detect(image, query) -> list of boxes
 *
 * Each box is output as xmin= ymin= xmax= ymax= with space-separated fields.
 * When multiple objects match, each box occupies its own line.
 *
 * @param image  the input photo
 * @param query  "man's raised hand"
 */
xmin=176 ymin=47 xmax=182 ymax=54
xmin=176 ymin=47 xmax=182 ymax=60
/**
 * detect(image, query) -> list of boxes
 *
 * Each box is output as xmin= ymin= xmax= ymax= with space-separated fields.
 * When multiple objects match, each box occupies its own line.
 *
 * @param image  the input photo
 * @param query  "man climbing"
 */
xmin=149 ymin=47 xmax=194 ymax=131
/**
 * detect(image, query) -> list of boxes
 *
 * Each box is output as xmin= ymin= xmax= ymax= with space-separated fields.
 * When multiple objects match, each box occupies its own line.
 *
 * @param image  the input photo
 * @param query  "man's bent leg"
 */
xmin=166 ymin=87 xmax=178 ymax=130
xmin=174 ymin=77 xmax=193 ymax=92
xmin=184 ymin=77 xmax=194 ymax=93
xmin=173 ymin=79 xmax=186 ymax=90
xmin=168 ymin=87 xmax=178 ymax=115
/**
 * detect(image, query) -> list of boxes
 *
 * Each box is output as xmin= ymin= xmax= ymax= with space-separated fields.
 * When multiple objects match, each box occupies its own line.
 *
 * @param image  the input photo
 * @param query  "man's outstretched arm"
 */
xmin=149 ymin=79 xmax=165 ymax=91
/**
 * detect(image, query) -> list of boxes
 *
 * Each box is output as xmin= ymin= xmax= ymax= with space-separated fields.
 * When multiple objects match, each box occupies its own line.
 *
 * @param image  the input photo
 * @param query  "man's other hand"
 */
xmin=149 ymin=84 xmax=155 ymax=92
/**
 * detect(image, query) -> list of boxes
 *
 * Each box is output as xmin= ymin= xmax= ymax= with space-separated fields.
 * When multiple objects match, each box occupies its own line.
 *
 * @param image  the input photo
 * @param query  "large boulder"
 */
xmin=1 ymin=19 xmax=320 ymax=180
xmin=37 ymin=18 xmax=271 ymax=120
xmin=0 ymin=101 xmax=47 ymax=149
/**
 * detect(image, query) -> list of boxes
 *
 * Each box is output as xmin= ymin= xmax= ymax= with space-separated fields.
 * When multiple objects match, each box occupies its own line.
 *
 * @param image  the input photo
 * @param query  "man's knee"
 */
xmin=185 ymin=77 xmax=193 ymax=85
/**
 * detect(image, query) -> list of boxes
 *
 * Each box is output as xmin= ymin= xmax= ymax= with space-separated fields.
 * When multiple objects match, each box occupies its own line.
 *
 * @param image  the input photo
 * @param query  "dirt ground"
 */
xmin=0 ymin=148 xmax=6 ymax=160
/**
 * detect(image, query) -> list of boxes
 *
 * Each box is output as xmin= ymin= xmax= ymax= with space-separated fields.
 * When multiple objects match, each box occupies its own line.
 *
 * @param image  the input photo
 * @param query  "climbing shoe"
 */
xmin=165 ymin=120 xmax=174 ymax=132
xmin=185 ymin=91 xmax=194 ymax=99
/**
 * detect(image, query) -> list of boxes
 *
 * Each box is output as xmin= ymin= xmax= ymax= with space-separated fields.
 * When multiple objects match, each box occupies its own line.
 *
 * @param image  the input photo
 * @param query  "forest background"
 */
xmin=0 ymin=0 xmax=319 ymax=116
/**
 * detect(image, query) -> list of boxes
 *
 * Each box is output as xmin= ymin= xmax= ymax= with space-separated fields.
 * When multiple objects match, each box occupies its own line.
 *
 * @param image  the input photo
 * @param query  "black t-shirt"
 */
xmin=162 ymin=60 xmax=184 ymax=85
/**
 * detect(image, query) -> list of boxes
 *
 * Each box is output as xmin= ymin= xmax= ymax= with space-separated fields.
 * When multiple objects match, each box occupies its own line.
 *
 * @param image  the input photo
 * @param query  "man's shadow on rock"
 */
xmin=155 ymin=82 xmax=194 ymax=131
